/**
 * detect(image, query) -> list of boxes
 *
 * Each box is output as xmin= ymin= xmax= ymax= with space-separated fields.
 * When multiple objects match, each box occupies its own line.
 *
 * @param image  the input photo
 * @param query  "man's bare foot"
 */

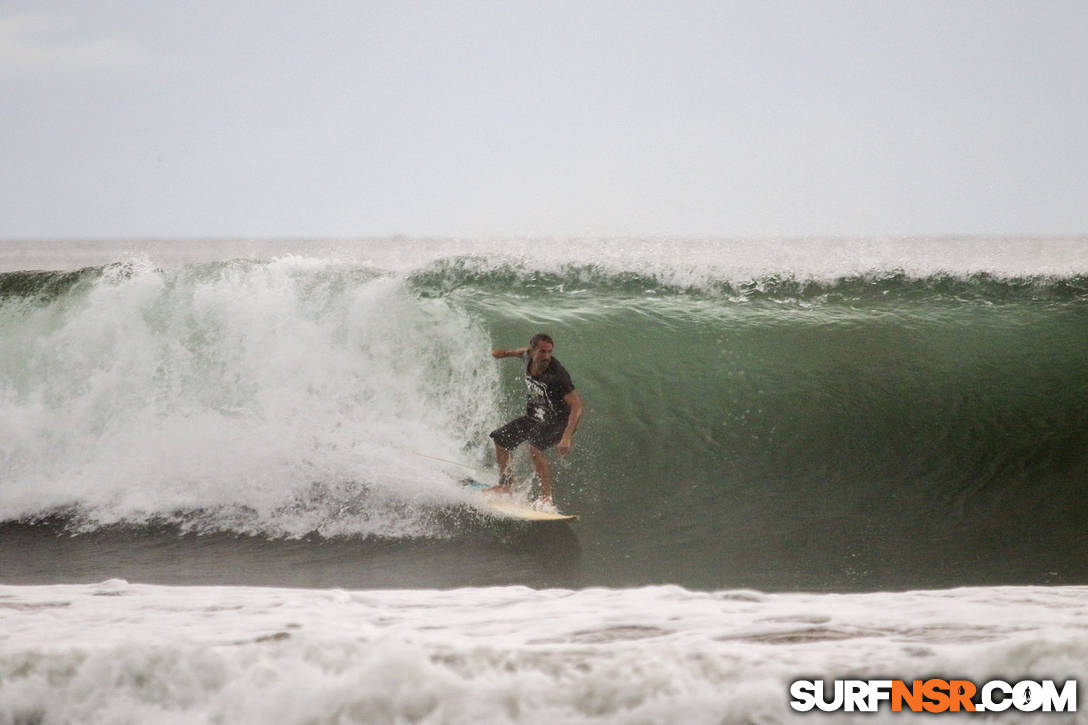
xmin=530 ymin=497 xmax=556 ymax=512
xmin=484 ymin=473 xmax=516 ymax=495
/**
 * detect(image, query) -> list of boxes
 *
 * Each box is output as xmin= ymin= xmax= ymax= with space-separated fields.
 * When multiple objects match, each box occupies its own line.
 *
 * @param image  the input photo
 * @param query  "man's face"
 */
xmin=529 ymin=341 xmax=554 ymax=367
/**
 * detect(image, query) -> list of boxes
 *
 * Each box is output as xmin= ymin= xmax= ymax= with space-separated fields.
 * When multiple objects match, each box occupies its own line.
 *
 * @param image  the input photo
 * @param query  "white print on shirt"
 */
xmin=526 ymin=376 xmax=553 ymax=421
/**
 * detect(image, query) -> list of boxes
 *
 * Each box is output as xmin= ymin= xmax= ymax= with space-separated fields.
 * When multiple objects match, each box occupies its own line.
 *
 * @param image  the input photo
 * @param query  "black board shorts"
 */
xmin=490 ymin=415 xmax=568 ymax=451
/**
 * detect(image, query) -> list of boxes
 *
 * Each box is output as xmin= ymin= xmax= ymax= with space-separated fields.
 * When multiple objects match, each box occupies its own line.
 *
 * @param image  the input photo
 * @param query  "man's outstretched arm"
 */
xmin=492 ymin=346 xmax=529 ymax=359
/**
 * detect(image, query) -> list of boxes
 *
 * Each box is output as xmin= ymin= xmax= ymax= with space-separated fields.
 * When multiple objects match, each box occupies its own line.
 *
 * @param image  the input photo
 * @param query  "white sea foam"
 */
xmin=2 ymin=237 xmax=1086 ymax=282
xmin=0 ymin=257 xmax=499 ymax=536
xmin=0 ymin=582 xmax=1084 ymax=724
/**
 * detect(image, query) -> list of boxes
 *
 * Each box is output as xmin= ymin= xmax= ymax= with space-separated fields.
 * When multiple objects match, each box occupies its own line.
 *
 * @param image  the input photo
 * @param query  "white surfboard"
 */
xmin=462 ymin=480 xmax=578 ymax=522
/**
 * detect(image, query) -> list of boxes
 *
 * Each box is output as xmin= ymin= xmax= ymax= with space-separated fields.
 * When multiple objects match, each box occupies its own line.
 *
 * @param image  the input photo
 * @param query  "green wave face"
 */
xmin=445 ymin=262 xmax=1088 ymax=589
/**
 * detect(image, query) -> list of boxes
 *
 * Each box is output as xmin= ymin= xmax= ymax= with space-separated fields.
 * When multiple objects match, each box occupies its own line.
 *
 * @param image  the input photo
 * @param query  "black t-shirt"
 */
xmin=523 ymin=355 xmax=575 ymax=424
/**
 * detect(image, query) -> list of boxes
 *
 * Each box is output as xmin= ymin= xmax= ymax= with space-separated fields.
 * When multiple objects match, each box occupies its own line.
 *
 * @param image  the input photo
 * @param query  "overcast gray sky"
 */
xmin=2 ymin=1 xmax=1086 ymax=239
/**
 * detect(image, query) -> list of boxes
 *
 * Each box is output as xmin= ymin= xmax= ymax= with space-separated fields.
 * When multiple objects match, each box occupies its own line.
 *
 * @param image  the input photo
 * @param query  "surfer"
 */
xmin=488 ymin=333 xmax=584 ymax=505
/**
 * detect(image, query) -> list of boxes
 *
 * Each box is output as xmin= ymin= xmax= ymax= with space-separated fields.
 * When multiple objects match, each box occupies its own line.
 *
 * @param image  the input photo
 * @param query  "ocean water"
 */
xmin=1 ymin=238 xmax=1085 ymax=723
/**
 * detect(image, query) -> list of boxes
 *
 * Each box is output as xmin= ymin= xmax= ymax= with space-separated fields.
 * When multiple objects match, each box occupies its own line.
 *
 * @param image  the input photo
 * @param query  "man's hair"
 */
xmin=529 ymin=333 xmax=554 ymax=349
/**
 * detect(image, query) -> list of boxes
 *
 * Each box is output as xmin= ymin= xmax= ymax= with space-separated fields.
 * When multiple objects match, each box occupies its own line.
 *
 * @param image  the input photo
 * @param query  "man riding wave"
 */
xmin=488 ymin=333 xmax=584 ymax=506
